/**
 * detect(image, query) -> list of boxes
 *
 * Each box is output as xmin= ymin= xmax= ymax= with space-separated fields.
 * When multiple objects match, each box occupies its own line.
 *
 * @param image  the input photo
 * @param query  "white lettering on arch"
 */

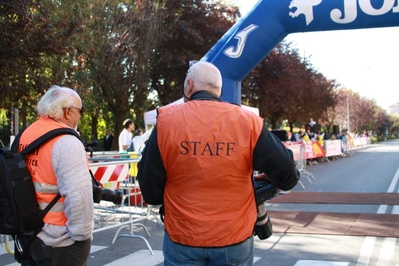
xmin=359 ymin=0 xmax=395 ymax=15
xmin=224 ymin=24 xmax=258 ymax=59
xmin=393 ymin=0 xmax=399 ymax=11
xmin=331 ymin=0 xmax=357 ymax=24
xmin=331 ymin=0 xmax=398 ymax=24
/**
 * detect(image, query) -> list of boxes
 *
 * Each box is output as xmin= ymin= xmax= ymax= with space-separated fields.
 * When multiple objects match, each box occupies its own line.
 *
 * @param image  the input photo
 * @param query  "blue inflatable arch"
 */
xmin=201 ymin=0 xmax=399 ymax=104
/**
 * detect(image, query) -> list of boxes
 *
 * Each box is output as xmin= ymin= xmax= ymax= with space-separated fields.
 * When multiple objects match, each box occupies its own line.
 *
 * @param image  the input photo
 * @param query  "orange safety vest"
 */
xmin=157 ymin=100 xmax=264 ymax=247
xmin=19 ymin=117 xmax=76 ymax=226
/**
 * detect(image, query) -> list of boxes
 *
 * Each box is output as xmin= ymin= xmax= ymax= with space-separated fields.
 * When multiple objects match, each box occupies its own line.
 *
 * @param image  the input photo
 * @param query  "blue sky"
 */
xmin=236 ymin=0 xmax=399 ymax=110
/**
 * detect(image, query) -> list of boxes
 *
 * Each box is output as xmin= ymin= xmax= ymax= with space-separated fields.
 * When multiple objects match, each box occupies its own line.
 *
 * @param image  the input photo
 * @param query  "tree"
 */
xmin=149 ymin=0 xmax=240 ymax=105
xmin=242 ymin=44 xmax=294 ymax=129
xmin=242 ymin=42 xmax=336 ymax=130
xmin=373 ymin=107 xmax=389 ymax=135
xmin=0 ymin=0 xmax=81 ymax=127
xmin=389 ymin=113 xmax=399 ymax=136
xmin=65 ymin=0 xmax=165 ymax=148
xmin=331 ymin=88 xmax=378 ymax=134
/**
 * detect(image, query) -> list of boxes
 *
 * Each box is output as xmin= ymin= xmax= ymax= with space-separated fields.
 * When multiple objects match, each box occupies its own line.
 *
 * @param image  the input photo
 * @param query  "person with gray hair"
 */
xmin=138 ymin=61 xmax=299 ymax=265
xmin=17 ymin=85 xmax=93 ymax=265
xmin=182 ymin=60 xmax=222 ymax=100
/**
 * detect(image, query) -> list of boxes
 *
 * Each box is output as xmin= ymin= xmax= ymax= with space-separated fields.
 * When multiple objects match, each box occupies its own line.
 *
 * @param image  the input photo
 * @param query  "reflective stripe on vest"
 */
xmin=34 ymin=181 xmax=65 ymax=212
xmin=157 ymin=100 xmax=264 ymax=247
xmin=34 ymin=182 xmax=58 ymax=194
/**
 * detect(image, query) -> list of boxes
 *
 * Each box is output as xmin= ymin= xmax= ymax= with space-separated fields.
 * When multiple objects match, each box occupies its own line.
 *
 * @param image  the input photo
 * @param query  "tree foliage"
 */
xmin=0 ymin=0 xmax=396 ymax=146
xmin=328 ymin=88 xmax=393 ymax=135
xmin=149 ymin=0 xmax=240 ymax=105
xmin=242 ymin=42 xmax=337 ymax=131
xmin=0 ymin=0 xmax=81 ymax=121
xmin=59 ymin=0 xmax=165 ymax=147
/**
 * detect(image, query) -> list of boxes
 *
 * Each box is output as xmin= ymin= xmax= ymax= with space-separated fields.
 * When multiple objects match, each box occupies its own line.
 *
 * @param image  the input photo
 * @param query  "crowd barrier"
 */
xmin=284 ymin=137 xmax=370 ymax=162
xmin=283 ymin=137 xmax=371 ymax=187
xmin=88 ymin=151 xmax=157 ymax=254
xmin=1 ymin=138 xmax=371 ymax=257
xmin=1 ymin=151 xmax=156 ymax=257
xmin=284 ymin=142 xmax=313 ymax=188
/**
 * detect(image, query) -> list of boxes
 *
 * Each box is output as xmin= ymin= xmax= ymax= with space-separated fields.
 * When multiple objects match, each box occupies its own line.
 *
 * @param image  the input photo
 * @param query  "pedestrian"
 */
xmin=137 ymin=61 xmax=299 ymax=266
xmin=103 ymin=128 xmax=114 ymax=151
xmin=291 ymin=130 xmax=301 ymax=142
xmin=17 ymin=85 xmax=94 ymax=265
xmin=308 ymin=117 xmax=316 ymax=133
xmin=118 ymin=119 xmax=134 ymax=152
xmin=132 ymin=128 xmax=143 ymax=152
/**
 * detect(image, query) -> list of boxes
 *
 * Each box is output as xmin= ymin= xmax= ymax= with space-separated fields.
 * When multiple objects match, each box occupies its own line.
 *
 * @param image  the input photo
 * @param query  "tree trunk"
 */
xmin=112 ymin=112 xmax=126 ymax=151
xmin=91 ymin=114 xmax=98 ymax=140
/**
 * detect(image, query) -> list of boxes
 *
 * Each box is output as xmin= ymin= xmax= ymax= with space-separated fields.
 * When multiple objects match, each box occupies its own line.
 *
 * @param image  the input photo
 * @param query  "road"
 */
xmin=255 ymin=139 xmax=399 ymax=266
xmin=1 ymin=139 xmax=398 ymax=266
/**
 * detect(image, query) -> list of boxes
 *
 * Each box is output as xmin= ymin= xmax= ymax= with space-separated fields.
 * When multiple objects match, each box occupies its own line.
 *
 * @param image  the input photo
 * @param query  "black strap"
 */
xmin=10 ymin=126 xmax=28 ymax=153
xmin=12 ymin=127 xmax=80 ymax=219
xmin=40 ymin=193 xmax=62 ymax=220
xmin=159 ymin=205 xmax=165 ymax=223
xmin=12 ymin=127 xmax=81 ymax=260
xmin=20 ymin=128 xmax=80 ymax=156
xmin=24 ymin=193 xmax=62 ymax=253
xmin=89 ymin=169 xmax=101 ymax=186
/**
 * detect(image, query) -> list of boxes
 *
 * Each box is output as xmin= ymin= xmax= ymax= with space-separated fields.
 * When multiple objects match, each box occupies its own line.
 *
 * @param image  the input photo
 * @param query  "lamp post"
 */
xmin=10 ymin=107 xmax=19 ymax=145
xmin=347 ymin=95 xmax=350 ymax=134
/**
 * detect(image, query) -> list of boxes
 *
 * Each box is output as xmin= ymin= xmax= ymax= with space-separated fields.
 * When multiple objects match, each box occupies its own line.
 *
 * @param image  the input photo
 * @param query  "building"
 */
xmin=388 ymin=103 xmax=399 ymax=115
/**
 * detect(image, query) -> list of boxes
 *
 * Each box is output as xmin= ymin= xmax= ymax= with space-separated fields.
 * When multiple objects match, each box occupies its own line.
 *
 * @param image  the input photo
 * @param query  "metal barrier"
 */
xmin=345 ymin=138 xmax=355 ymax=156
xmin=298 ymin=142 xmax=315 ymax=183
xmin=0 ymin=153 xmax=157 ymax=258
xmin=1 ymin=138 xmax=374 ymax=257
xmin=324 ymin=140 xmax=342 ymax=161
xmin=353 ymin=136 xmax=371 ymax=147
xmin=0 ymin=234 xmax=14 ymax=255
xmin=284 ymin=142 xmax=311 ymax=188
xmin=89 ymin=153 xmax=158 ymax=255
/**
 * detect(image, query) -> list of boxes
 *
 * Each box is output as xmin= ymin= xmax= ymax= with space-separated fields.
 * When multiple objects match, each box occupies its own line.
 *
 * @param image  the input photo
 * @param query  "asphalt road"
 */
xmin=1 ymin=139 xmax=398 ymax=266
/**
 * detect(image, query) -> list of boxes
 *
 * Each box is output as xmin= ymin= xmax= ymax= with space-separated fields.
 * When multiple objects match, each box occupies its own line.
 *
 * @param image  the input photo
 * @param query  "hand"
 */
xmin=254 ymin=173 xmax=267 ymax=180
xmin=254 ymin=173 xmax=282 ymax=197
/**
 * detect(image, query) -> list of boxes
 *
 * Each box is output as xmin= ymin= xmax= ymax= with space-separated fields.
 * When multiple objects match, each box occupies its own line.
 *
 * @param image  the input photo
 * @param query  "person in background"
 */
xmin=308 ymin=117 xmax=316 ymax=133
xmin=132 ymin=128 xmax=143 ymax=152
xmin=314 ymin=130 xmax=324 ymax=146
xmin=137 ymin=61 xmax=299 ymax=266
xmin=291 ymin=130 xmax=302 ymax=142
xmin=17 ymin=85 xmax=93 ymax=265
xmin=103 ymin=128 xmax=114 ymax=151
xmin=304 ymin=125 xmax=314 ymax=142
xmin=287 ymin=131 xmax=293 ymax=142
xmin=118 ymin=119 xmax=134 ymax=152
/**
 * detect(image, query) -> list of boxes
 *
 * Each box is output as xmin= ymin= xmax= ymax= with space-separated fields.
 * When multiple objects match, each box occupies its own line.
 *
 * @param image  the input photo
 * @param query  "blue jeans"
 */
xmin=163 ymin=232 xmax=254 ymax=266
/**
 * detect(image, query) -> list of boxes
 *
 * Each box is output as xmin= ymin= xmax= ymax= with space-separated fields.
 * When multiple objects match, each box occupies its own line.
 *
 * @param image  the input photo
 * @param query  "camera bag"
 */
xmin=0 ymin=127 xmax=79 ymax=262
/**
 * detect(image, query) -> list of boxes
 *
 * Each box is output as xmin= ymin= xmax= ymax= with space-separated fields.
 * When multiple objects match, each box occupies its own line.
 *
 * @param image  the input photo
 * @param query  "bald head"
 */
xmin=183 ymin=61 xmax=222 ymax=101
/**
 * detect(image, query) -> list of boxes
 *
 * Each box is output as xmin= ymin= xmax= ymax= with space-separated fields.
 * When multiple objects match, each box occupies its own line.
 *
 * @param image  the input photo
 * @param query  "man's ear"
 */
xmin=64 ymin=107 xmax=72 ymax=120
xmin=186 ymin=79 xmax=194 ymax=96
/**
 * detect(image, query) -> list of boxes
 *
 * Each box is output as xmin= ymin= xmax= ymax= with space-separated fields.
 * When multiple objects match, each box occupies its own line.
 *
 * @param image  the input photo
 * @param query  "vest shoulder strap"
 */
xmin=12 ymin=128 xmax=80 ymax=156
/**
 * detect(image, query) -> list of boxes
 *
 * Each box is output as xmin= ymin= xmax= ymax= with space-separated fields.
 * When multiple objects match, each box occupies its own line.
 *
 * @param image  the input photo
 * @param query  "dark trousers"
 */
xmin=17 ymin=235 xmax=91 ymax=266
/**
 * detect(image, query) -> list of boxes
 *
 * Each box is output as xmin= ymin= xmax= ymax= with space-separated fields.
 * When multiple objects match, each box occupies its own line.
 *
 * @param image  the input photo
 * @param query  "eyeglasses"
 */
xmin=72 ymin=106 xmax=84 ymax=116
xmin=64 ymin=106 xmax=84 ymax=116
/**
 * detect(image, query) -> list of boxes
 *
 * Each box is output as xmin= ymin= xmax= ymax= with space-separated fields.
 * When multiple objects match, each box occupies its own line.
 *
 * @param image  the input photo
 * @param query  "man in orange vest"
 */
xmin=18 ymin=86 xmax=93 ymax=265
xmin=138 ymin=61 xmax=299 ymax=265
